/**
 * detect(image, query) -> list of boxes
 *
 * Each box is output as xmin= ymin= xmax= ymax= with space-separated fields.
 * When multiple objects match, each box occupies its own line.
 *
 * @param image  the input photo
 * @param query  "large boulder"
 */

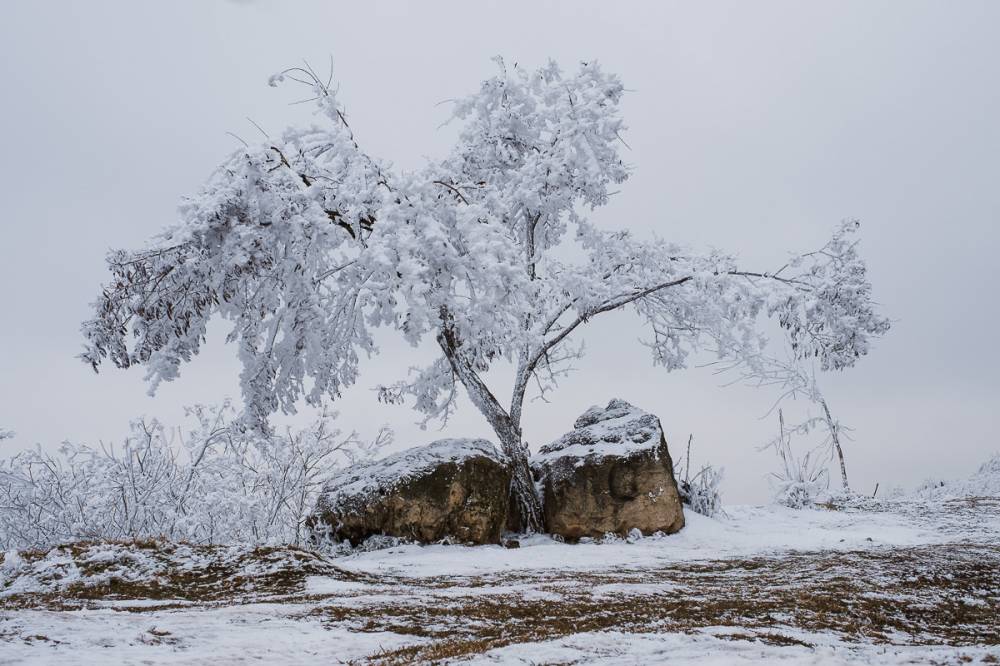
xmin=310 ymin=439 xmax=510 ymax=546
xmin=532 ymin=399 xmax=685 ymax=541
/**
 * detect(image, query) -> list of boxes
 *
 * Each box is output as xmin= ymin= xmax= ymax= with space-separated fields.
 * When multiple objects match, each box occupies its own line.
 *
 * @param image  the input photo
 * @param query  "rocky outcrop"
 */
xmin=309 ymin=439 xmax=511 ymax=546
xmin=532 ymin=399 xmax=685 ymax=541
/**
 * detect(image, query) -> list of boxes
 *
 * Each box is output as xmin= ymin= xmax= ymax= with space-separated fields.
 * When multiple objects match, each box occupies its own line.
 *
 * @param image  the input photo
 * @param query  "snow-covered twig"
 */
xmin=0 ymin=405 xmax=389 ymax=550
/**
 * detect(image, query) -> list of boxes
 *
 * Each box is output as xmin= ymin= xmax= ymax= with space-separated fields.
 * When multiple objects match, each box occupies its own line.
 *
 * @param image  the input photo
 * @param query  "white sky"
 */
xmin=1 ymin=1 xmax=997 ymax=502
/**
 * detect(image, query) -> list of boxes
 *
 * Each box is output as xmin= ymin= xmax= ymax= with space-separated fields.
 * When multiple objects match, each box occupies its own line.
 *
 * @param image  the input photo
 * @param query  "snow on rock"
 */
xmin=310 ymin=438 xmax=511 ymax=546
xmin=318 ymin=438 xmax=506 ymax=502
xmin=532 ymin=399 xmax=685 ymax=541
xmin=534 ymin=398 xmax=665 ymax=464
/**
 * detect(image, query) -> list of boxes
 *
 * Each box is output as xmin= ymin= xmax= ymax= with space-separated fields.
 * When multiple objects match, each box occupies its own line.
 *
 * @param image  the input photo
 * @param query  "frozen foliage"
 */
xmin=679 ymin=466 xmax=725 ymax=518
xmin=770 ymin=460 xmax=828 ymax=509
xmin=80 ymin=59 xmax=889 ymax=529
xmin=0 ymin=405 xmax=388 ymax=550
xmin=911 ymin=453 xmax=1000 ymax=499
xmin=674 ymin=435 xmax=725 ymax=517
xmin=764 ymin=410 xmax=830 ymax=508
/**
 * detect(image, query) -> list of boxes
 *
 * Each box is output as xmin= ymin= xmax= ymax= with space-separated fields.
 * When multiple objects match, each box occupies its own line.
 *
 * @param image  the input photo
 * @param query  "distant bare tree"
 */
xmin=718 ymin=352 xmax=853 ymax=491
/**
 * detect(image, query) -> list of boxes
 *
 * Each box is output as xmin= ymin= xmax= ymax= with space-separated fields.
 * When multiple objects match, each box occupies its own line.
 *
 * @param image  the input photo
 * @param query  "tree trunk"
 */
xmin=436 ymin=327 xmax=544 ymax=533
xmin=820 ymin=398 xmax=849 ymax=490
xmin=496 ymin=426 xmax=543 ymax=534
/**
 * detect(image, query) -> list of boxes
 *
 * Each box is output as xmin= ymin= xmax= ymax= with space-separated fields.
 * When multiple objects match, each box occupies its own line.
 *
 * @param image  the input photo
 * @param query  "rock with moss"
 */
xmin=532 ymin=399 xmax=685 ymax=541
xmin=310 ymin=439 xmax=511 ymax=546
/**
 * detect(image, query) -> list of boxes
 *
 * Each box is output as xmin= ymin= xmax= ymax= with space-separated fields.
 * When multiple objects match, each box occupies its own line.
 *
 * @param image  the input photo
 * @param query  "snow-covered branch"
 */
xmin=0 ymin=405 xmax=389 ymax=550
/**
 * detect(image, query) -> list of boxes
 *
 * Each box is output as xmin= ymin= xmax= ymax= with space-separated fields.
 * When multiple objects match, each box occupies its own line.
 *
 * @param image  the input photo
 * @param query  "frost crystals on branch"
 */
xmin=715 ymin=349 xmax=855 ymax=491
xmin=0 ymin=404 xmax=389 ymax=550
xmin=675 ymin=434 xmax=725 ymax=518
xmin=81 ymin=59 xmax=889 ymax=531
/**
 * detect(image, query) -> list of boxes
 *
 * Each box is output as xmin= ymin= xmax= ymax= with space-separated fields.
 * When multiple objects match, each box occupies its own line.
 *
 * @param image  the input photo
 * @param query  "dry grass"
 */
xmin=314 ymin=544 xmax=1000 ymax=663
xmin=3 ymin=503 xmax=999 ymax=663
xmin=1 ymin=539 xmax=373 ymax=611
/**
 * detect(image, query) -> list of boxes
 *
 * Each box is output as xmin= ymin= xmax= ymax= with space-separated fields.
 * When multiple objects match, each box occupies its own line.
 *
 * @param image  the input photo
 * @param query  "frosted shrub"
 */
xmin=764 ymin=409 xmax=830 ymax=508
xmin=680 ymin=465 xmax=725 ymax=517
xmin=772 ymin=469 xmax=829 ymax=509
xmin=0 ymin=404 xmax=388 ymax=550
xmin=910 ymin=453 xmax=1000 ymax=500
xmin=914 ymin=479 xmax=947 ymax=495
xmin=675 ymin=435 xmax=725 ymax=517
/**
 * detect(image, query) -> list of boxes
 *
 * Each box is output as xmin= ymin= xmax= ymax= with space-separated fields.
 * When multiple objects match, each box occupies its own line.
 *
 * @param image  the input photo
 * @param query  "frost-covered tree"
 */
xmin=81 ymin=59 xmax=889 ymax=530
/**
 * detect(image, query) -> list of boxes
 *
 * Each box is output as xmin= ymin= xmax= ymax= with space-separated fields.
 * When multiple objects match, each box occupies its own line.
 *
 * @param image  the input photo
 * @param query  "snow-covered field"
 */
xmin=2 ymin=486 xmax=998 ymax=664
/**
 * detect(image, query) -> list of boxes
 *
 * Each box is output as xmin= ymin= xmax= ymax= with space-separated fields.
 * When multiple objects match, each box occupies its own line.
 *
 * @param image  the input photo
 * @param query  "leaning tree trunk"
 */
xmin=436 ymin=328 xmax=544 ymax=533
xmin=820 ymin=398 xmax=849 ymax=491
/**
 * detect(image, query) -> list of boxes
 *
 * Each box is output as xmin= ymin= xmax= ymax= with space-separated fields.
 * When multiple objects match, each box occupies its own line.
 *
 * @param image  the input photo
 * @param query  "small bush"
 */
xmin=0 ymin=403 xmax=389 ymax=550
xmin=674 ymin=435 xmax=725 ymax=517
xmin=680 ymin=465 xmax=725 ymax=517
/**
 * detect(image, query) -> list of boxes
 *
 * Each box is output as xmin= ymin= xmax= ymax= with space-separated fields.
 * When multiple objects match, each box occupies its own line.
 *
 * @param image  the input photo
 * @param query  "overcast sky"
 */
xmin=1 ymin=1 xmax=997 ymax=502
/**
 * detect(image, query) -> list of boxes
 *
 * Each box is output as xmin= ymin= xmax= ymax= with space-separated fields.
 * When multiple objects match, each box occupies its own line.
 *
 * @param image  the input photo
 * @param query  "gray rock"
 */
xmin=310 ymin=439 xmax=511 ymax=546
xmin=532 ymin=399 xmax=685 ymax=541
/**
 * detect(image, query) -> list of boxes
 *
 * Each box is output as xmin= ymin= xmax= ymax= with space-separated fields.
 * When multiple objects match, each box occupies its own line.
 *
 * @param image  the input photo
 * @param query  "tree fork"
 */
xmin=436 ymin=321 xmax=544 ymax=533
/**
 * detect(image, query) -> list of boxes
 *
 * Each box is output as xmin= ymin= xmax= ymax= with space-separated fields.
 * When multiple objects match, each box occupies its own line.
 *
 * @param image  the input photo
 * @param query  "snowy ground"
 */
xmin=2 ymin=494 xmax=998 ymax=664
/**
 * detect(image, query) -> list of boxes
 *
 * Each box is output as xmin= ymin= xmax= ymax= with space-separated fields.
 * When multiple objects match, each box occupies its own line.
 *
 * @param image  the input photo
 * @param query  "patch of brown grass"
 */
xmin=319 ymin=544 xmax=1000 ymax=663
xmin=1 ymin=541 xmax=373 ymax=610
xmin=5 ymin=537 xmax=998 ymax=663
